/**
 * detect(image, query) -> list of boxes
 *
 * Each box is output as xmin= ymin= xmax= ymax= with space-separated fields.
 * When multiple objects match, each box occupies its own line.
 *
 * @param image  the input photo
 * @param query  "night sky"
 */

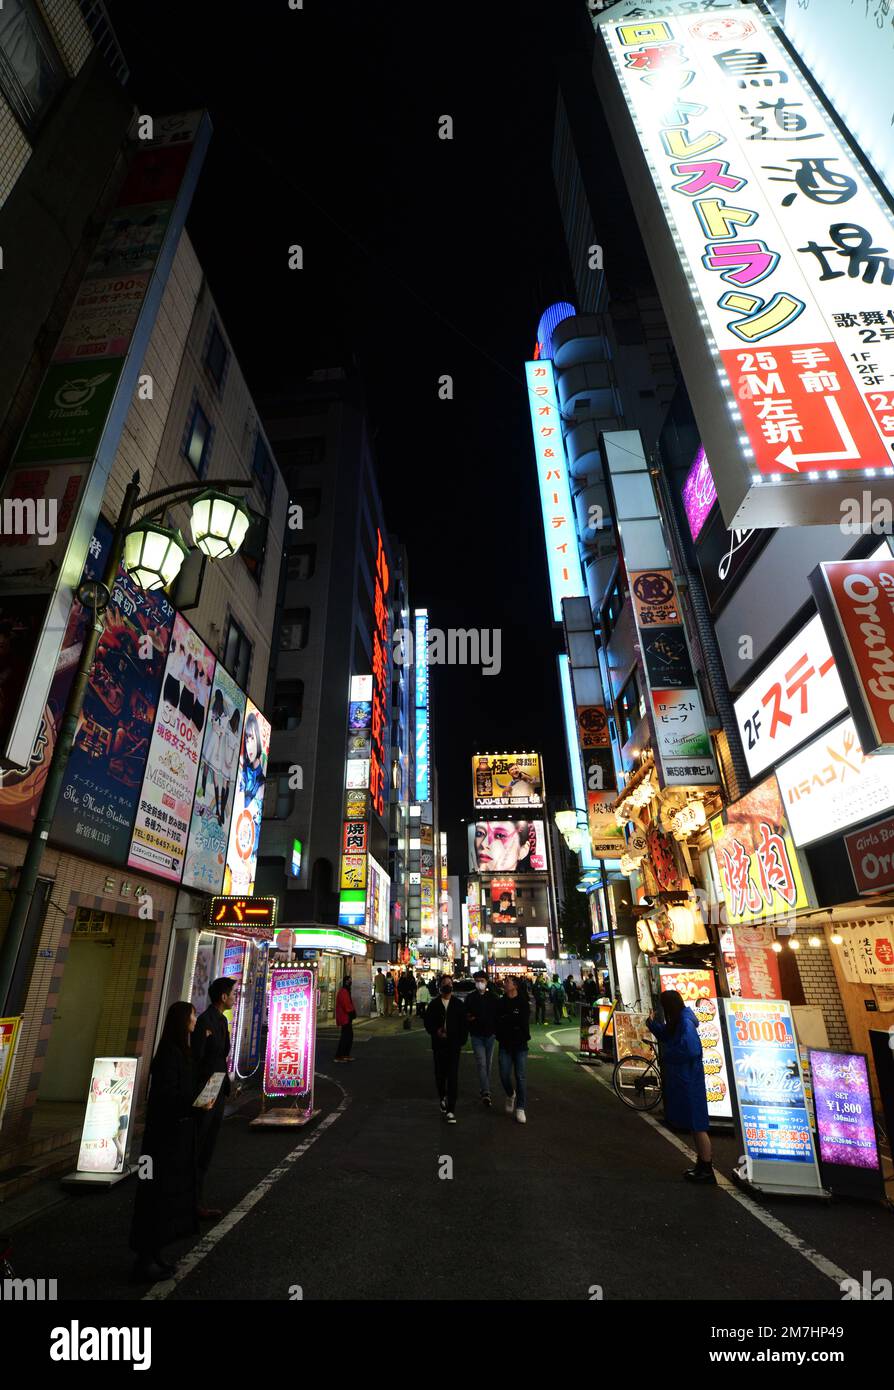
xmin=106 ymin=0 xmax=586 ymax=861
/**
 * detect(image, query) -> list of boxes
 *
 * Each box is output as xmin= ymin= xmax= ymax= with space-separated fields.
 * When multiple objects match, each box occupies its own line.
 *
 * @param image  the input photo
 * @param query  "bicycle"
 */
xmin=612 ymin=1036 xmax=663 ymax=1111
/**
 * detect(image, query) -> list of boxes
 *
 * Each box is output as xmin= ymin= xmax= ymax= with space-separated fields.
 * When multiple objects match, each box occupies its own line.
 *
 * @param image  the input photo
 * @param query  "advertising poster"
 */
xmin=182 ymin=662 xmax=247 ymax=893
xmin=190 ymin=941 xmax=214 ymax=1014
xmin=710 ymin=776 xmax=813 ymax=925
xmin=723 ymin=998 xmax=821 ymax=1190
xmin=264 ymin=967 xmax=316 ymax=1100
xmin=76 ymin=1057 xmax=139 ymax=1174
xmin=472 ymin=753 xmax=543 ymax=809
xmin=612 ymin=1011 xmax=651 ymax=1061
xmin=470 ymin=819 xmax=548 ymax=872
xmin=809 ymin=1049 xmax=881 ymax=1174
xmin=0 ymin=1015 xmax=22 ymax=1122
xmin=52 ymin=566 xmax=174 ymax=863
xmin=222 ymin=938 xmax=246 ymax=1074
xmin=366 ymin=855 xmax=391 ymax=944
xmin=729 ymin=925 xmax=783 ymax=1001
xmin=0 ymin=518 xmax=112 ymax=834
xmin=658 ymin=967 xmax=733 ymax=1120
xmin=224 ymin=700 xmax=271 ymax=895
xmin=128 ymin=614 xmax=215 ymax=882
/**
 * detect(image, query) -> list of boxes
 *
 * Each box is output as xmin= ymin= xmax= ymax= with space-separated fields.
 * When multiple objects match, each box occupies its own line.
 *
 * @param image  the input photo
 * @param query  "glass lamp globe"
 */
xmin=123 ymin=522 xmax=189 ymax=591
xmin=191 ymin=489 xmax=251 ymax=560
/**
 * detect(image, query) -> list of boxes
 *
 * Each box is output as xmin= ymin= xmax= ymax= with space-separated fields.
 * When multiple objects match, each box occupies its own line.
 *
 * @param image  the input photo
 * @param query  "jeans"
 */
xmin=499 ymin=1045 xmax=528 ymax=1110
xmin=433 ymin=1045 xmax=461 ymax=1112
xmin=470 ymin=1034 xmax=495 ymax=1093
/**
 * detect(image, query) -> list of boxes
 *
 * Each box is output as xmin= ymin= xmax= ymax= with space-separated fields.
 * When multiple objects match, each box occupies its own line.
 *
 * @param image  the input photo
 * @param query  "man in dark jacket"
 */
xmin=424 ymin=976 xmax=469 ymax=1123
xmin=582 ymin=973 xmax=599 ymax=1005
xmin=496 ymin=975 xmax=531 ymax=1124
xmin=398 ymin=968 xmax=416 ymax=1015
xmin=465 ymin=970 xmax=499 ymax=1105
xmin=193 ymin=976 xmax=235 ymax=1218
xmin=532 ymin=974 xmax=549 ymax=1025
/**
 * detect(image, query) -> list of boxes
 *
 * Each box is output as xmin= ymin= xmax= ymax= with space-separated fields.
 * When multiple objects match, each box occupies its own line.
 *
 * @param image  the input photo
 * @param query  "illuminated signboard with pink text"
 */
xmin=264 ymin=967 xmax=317 ymax=1108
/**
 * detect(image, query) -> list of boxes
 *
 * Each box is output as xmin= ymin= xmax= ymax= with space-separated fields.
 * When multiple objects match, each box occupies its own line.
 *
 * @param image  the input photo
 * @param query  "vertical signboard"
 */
xmin=722 ymin=997 xmax=823 ymax=1195
xmin=263 ymin=967 xmax=316 ymax=1114
xmin=658 ymin=966 xmax=733 ymax=1120
xmin=600 ymin=11 xmax=894 ymax=528
xmin=0 ymin=113 xmax=211 ymax=768
xmin=525 ymin=360 xmax=586 ymax=620
xmin=414 ymin=608 xmax=430 ymax=802
xmin=182 ymin=663 xmax=247 ymax=893
xmin=128 ymin=614 xmax=214 ymax=881
xmin=810 ymin=559 xmax=894 ymax=755
xmin=339 ymin=676 xmax=372 ymax=928
xmin=224 ymin=701 xmax=270 ymax=895
xmin=369 ymin=528 xmax=390 ymax=823
xmin=52 ymin=568 xmax=174 ymax=863
xmin=710 ymin=775 xmax=814 ymax=924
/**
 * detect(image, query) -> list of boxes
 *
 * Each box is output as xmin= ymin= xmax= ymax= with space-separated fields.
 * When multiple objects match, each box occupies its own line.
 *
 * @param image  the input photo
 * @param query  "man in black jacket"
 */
xmin=496 ymin=975 xmax=531 ymax=1124
xmin=465 ymin=971 xmax=498 ymax=1105
xmin=424 ymin=976 xmax=469 ymax=1123
xmin=193 ymin=976 xmax=235 ymax=1218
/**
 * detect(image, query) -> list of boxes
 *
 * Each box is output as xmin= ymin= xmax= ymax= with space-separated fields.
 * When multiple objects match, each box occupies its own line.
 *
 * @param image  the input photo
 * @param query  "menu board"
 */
xmin=182 ymin=661 xmax=246 ymax=893
xmin=723 ymin=998 xmax=822 ymax=1194
xmin=658 ymin=967 xmax=732 ymax=1121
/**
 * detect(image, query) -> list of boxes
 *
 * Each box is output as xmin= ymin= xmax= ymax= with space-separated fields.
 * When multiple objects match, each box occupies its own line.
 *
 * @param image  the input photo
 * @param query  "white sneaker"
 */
xmin=445 ymin=1112 xmax=457 ymax=1124
xmin=505 ymin=1094 xmax=516 ymax=1114
xmin=515 ymin=1108 xmax=527 ymax=1124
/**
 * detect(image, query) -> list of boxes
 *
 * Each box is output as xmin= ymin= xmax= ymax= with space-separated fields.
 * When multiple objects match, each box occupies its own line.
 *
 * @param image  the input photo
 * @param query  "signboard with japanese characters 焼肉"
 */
xmin=601 ymin=11 xmax=894 ymax=528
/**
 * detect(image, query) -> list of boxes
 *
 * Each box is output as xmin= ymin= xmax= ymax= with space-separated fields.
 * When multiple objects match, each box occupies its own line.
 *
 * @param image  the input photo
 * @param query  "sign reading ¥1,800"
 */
xmin=601 ymin=11 xmax=894 ymax=529
xmin=722 ymin=998 xmax=822 ymax=1195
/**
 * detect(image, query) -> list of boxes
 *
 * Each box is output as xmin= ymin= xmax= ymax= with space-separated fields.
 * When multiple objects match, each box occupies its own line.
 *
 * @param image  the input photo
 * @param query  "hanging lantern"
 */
xmin=636 ymin=918 xmax=657 ymax=952
xmin=190 ymin=488 xmax=252 ymax=560
xmin=123 ymin=521 xmax=189 ymax=591
xmin=666 ymin=902 xmax=696 ymax=945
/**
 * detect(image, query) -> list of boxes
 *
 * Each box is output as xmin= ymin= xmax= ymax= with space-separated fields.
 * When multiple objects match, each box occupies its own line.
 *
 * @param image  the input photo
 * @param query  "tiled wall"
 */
xmin=793 ymin=924 xmax=852 ymax=1051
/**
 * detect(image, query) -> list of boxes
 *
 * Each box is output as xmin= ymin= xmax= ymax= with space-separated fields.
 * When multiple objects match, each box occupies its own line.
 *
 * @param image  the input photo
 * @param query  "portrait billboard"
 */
xmin=469 ymin=819 xmax=548 ymax=873
xmin=224 ymin=700 xmax=271 ymax=895
xmin=182 ymin=661 xmax=247 ymax=893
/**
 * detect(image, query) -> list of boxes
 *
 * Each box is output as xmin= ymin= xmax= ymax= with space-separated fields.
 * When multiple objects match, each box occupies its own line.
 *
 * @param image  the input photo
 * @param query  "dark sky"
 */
xmin=106 ymin=0 xmax=584 ymax=862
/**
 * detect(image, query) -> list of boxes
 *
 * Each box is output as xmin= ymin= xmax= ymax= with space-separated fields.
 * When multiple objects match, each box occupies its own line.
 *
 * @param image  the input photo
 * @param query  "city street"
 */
xmin=7 ymin=1017 xmax=894 ymax=1304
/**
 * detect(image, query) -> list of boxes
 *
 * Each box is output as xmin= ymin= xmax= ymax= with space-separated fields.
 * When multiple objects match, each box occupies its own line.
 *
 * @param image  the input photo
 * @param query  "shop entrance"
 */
xmin=39 ymin=938 xmax=115 ymax=1102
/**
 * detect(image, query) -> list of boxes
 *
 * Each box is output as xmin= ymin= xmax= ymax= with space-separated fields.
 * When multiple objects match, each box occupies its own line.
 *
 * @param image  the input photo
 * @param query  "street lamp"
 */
xmin=0 ymin=470 xmax=253 ymax=1014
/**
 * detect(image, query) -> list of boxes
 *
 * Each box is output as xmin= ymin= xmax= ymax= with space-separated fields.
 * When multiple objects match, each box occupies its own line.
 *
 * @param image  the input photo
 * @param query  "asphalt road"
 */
xmin=6 ymin=1017 xmax=894 ymax=1303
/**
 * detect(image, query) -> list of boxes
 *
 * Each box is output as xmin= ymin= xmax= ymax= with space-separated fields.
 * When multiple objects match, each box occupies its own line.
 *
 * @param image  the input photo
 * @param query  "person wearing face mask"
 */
xmin=423 ymin=975 xmax=469 ymax=1123
xmin=465 ymin=970 xmax=498 ymax=1105
xmin=495 ymin=974 xmax=531 ymax=1124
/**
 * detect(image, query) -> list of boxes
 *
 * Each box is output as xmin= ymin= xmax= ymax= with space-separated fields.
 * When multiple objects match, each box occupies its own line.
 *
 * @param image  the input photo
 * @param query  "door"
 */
xmin=39 ymin=938 xmax=115 ymax=1102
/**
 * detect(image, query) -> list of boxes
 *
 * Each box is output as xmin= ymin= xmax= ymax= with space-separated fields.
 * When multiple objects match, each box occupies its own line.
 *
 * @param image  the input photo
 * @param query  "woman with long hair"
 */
xmin=128 ymin=1001 xmax=202 ymax=1281
xmin=647 ymin=989 xmax=715 ymax=1184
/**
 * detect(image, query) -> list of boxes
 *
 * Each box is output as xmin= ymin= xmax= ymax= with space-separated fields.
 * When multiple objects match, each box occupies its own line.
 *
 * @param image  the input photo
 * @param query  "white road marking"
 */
xmin=143 ymin=1075 xmax=350 ymax=1301
xmin=549 ymin=1030 xmax=855 ymax=1291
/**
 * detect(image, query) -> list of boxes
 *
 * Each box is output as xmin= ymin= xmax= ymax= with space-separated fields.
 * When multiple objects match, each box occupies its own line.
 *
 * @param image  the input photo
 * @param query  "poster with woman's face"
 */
xmin=470 ymin=820 xmax=547 ymax=873
xmin=182 ymin=661 xmax=247 ymax=893
xmin=224 ymin=700 xmax=271 ymax=895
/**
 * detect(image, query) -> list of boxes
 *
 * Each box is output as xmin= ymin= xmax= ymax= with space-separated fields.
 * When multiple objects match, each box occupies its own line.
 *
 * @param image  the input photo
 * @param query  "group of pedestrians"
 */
xmin=129 ymin=976 xmax=237 ymax=1282
xmin=425 ymin=972 xmax=530 ymax=1125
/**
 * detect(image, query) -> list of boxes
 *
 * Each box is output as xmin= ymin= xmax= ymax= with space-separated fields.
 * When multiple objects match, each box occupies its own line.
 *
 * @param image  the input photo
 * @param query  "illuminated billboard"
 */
xmin=681 ymin=445 xmax=716 ymax=541
xmin=469 ymin=819 xmax=548 ymax=873
xmin=472 ymin=753 xmax=543 ymax=810
xmin=414 ymin=608 xmax=430 ymax=803
xmin=601 ymin=10 xmax=894 ymax=528
xmin=710 ymin=775 xmax=813 ymax=925
xmin=224 ymin=701 xmax=271 ymax=895
xmin=525 ymin=360 xmax=585 ymax=619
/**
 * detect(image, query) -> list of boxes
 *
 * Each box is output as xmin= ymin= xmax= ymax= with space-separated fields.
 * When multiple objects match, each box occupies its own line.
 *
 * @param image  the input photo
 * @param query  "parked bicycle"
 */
xmin=612 ymin=1035 xmax=662 ymax=1111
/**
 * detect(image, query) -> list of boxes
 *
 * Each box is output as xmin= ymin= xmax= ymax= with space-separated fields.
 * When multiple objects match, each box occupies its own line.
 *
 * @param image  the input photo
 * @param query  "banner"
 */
xmin=729 ymin=925 xmax=783 ymax=1001
xmin=76 ymin=1056 xmax=139 ymax=1175
xmin=127 ymin=614 xmax=214 ymax=881
xmin=658 ymin=967 xmax=733 ymax=1120
xmin=182 ymin=662 xmax=247 ymax=893
xmin=224 ymin=700 xmax=270 ymax=895
xmin=832 ymin=921 xmax=894 ymax=987
xmin=51 ymin=567 xmax=174 ymax=863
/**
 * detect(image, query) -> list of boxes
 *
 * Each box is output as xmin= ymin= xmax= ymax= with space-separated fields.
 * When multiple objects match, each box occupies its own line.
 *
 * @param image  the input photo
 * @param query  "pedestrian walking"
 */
xmin=496 ymin=975 xmax=530 ymax=1124
xmin=582 ymin=973 xmax=599 ymax=1004
xmin=334 ymin=977 xmax=357 ymax=1062
xmin=647 ymin=989 xmax=715 ymax=1184
xmin=532 ymin=974 xmax=548 ymax=1026
xmin=398 ymin=967 xmax=416 ymax=1015
xmin=192 ymin=976 xmax=235 ymax=1219
xmin=384 ymin=971 xmax=396 ymax=1016
xmin=424 ymin=976 xmax=469 ymax=1123
xmin=565 ymin=976 xmax=579 ymax=1006
xmin=373 ymin=968 xmax=386 ymax=1016
xmin=129 ymin=1002 xmax=201 ymax=1282
xmin=465 ymin=970 xmax=498 ymax=1105
xmin=416 ymin=980 xmax=431 ymax=1018
xmin=549 ymin=975 xmax=566 ymax=1025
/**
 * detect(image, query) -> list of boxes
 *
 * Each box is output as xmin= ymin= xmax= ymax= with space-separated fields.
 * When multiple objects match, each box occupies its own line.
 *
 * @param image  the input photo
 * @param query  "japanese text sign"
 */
xmin=264 ymin=967 xmax=316 ymax=1100
xmin=525 ymin=361 xmax=586 ymax=620
xmin=775 ymin=714 xmax=894 ymax=846
xmin=710 ymin=774 xmax=813 ymax=924
xmin=811 ymin=559 xmax=894 ymax=754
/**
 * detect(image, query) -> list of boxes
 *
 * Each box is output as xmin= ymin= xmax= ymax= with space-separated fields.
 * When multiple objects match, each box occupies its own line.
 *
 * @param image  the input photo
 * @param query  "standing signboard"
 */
xmin=808 ymin=1048 xmax=884 ymax=1201
xmin=64 ymin=1056 xmax=140 ymax=1187
xmin=722 ymin=998 xmax=824 ymax=1196
xmin=0 ymin=1015 xmax=22 ymax=1128
xmin=254 ymin=966 xmax=318 ymax=1127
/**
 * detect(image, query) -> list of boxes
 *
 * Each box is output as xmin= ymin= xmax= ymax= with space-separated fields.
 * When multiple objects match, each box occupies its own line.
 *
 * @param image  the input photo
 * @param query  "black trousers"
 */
xmin=195 ymin=1093 xmax=225 ymax=1202
xmin=335 ymin=1022 xmax=353 ymax=1058
xmin=535 ymin=1000 xmax=546 ymax=1024
xmin=433 ymin=1045 xmax=461 ymax=1112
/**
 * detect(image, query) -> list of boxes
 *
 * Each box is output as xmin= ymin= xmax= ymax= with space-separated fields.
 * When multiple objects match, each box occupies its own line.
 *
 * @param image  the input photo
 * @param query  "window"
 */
xmin=240 ymin=511 xmax=267 ymax=587
xmin=184 ymin=400 xmax=212 ymax=478
xmin=617 ymin=671 xmax=644 ymax=746
xmin=0 ymin=1 xmax=65 ymax=134
xmin=264 ymin=764 xmax=295 ymax=820
xmin=279 ymin=607 xmax=309 ymax=651
xmin=287 ymin=486 xmax=322 ymax=522
xmin=204 ymin=323 xmax=229 ymax=391
xmin=287 ymin=545 xmax=316 ymax=581
xmin=271 ymin=679 xmax=304 ymax=731
xmin=223 ymin=616 xmax=252 ymax=688
xmin=252 ymin=433 xmax=275 ymax=503
xmin=601 ymin=576 xmax=625 ymax=640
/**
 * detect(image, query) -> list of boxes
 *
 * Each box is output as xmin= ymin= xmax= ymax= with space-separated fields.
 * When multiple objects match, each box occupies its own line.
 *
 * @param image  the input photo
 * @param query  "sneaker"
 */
xmin=515 ymin=1108 xmax=527 ymax=1124
xmin=445 ymin=1112 xmax=457 ymax=1124
xmin=482 ymin=1092 xmax=492 ymax=1107
xmin=505 ymin=1094 xmax=516 ymax=1114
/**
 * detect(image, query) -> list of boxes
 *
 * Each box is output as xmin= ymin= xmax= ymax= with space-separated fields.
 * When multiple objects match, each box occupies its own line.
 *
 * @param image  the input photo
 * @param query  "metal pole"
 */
xmin=0 ymin=474 xmax=141 ymax=1013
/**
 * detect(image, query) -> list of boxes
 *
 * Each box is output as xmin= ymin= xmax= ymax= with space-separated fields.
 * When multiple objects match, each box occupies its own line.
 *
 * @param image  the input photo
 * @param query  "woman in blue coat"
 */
xmin=647 ymin=989 xmax=715 ymax=1184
